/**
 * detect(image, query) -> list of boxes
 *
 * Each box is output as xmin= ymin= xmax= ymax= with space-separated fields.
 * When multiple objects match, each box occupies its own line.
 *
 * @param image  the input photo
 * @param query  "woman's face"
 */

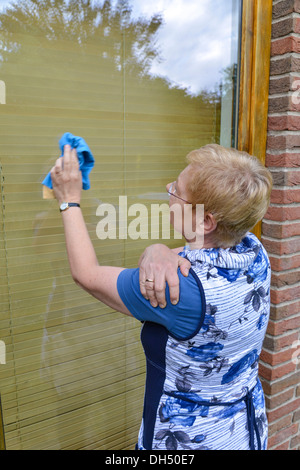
xmin=166 ymin=165 xmax=198 ymax=242
xmin=166 ymin=165 xmax=192 ymax=205
xmin=167 ymin=165 xmax=218 ymax=248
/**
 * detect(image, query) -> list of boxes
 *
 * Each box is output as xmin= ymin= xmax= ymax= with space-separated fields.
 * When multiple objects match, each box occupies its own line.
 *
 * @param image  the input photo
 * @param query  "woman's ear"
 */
xmin=203 ymin=212 xmax=217 ymax=235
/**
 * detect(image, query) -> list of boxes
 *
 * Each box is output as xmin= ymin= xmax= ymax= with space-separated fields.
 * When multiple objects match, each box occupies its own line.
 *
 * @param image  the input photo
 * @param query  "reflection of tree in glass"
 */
xmin=0 ymin=0 xmax=162 ymax=76
xmin=0 ymin=0 xmax=221 ymax=147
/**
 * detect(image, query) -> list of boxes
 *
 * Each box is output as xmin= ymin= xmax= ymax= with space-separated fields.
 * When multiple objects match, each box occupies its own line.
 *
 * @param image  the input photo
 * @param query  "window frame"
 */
xmin=0 ymin=396 xmax=5 ymax=450
xmin=237 ymin=0 xmax=273 ymax=239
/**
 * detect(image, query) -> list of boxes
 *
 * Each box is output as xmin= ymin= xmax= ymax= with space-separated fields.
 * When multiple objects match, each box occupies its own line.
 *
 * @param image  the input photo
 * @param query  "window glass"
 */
xmin=0 ymin=0 xmax=241 ymax=449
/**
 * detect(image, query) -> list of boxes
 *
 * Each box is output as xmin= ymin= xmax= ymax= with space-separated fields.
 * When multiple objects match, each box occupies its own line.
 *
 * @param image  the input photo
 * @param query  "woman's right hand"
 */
xmin=138 ymin=244 xmax=191 ymax=308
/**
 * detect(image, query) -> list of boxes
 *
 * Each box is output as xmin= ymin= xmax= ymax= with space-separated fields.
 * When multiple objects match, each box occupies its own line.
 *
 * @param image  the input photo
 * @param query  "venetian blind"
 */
xmin=0 ymin=0 xmax=219 ymax=449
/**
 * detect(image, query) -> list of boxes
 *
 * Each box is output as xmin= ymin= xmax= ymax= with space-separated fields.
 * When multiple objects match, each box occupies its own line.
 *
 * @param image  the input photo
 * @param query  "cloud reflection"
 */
xmin=129 ymin=0 xmax=241 ymax=94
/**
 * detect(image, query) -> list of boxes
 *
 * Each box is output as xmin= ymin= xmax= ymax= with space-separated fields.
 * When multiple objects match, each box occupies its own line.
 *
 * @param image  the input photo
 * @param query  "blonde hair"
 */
xmin=186 ymin=144 xmax=273 ymax=248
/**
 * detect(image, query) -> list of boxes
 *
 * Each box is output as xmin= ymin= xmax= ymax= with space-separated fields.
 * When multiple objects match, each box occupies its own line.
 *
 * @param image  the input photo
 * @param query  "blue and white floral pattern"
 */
xmin=137 ymin=233 xmax=271 ymax=450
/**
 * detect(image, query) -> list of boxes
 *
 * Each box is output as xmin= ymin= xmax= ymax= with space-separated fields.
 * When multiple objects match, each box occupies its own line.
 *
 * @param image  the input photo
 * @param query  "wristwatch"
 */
xmin=59 ymin=202 xmax=81 ymax=212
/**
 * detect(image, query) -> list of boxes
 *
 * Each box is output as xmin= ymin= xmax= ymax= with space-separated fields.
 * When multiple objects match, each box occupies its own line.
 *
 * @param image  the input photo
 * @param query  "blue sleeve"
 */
xmin=117 ymin=267 xmax=205 ymax=340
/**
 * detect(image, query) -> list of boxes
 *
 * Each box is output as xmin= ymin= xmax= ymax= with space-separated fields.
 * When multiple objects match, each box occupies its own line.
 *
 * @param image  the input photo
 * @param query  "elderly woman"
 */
xmin=51 ymin=143 xmax=273 ymax=451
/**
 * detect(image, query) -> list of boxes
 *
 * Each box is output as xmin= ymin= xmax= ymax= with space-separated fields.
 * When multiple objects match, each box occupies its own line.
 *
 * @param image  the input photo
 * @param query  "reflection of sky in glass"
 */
xmin=0 ymin=0 xmax=10 ymax=11
xmin=130 ymin=0 xmax=240 ymax=94
xmin=0 ymin=0 xmax=240 ymax=94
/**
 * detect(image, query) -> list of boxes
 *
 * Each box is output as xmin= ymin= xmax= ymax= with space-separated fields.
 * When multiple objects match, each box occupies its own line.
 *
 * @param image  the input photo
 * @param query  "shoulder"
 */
xmin=117 ymin=267 xmax=206 ymax=340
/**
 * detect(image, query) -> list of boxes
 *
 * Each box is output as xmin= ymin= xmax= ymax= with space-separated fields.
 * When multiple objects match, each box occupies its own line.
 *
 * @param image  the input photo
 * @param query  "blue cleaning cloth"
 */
xmin=42 ymin=132 xmax=95 ymax=190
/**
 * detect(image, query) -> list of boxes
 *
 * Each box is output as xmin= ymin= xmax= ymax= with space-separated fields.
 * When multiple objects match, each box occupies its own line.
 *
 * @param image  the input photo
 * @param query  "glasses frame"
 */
xmin=167 ymin=182 xmax=192 ymax=204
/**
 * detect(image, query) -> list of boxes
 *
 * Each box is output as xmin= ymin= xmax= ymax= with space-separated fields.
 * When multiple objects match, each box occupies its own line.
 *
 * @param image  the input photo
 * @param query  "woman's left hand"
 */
xmin=50 ymin=145 xmax=82 ymax=204
xmin=138 ymin=244 xmax=191 ymax=308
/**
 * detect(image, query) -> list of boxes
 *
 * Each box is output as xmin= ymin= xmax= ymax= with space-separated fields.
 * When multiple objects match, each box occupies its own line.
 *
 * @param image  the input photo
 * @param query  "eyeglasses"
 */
xmin=167 ymin=182 xmax=191 ymax=204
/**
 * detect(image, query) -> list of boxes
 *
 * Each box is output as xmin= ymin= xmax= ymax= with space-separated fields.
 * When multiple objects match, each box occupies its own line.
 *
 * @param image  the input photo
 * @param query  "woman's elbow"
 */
xmin=73 ymin=276 xmax=84 ymax=289
xmin=71 ymin=272 xmax=93 ymax=292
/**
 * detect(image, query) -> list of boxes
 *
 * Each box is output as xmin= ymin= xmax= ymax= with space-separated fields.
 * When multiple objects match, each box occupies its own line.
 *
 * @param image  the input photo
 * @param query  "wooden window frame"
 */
xmin=238 ymin=0 xmax=273 ymax=239
xmin=0 ymin=396 xmax=5 ymax=450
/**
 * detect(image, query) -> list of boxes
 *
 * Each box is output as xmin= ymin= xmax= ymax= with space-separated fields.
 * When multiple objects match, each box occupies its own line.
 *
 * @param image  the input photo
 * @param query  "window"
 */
xmin=0 ymin=0 xmax=272 ymax=450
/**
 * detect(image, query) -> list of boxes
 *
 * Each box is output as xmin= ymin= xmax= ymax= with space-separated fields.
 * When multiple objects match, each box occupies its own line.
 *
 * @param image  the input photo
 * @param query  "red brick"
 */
xmin=265 ymin=152 xmax=300 ymax=168
xmin=286 ymin=171 xmax=300 ymax=185
xmin=267 ymin=316 xmax=300 ymax=335
xmin=270 ymin=302 xmax=300 ymax=321
xmin=272 ymin=0 xmax=300 ymax=19
xmin=259 ymin=360 xmax=296 ymax=381
xmin=267 ymin=133 xmax=300 ymax=150
xmin=259 ymin=362 xmax=272 ymax=381
xmin=262 ymin=221 xmax=283 ymax=239
xmin=271 ymin=269 xmax=300 ymax=288
xmin=268 ymin=115 xmax=300 ymax=131
xmin=269 ymin=76 xmax=296 ymax=94
xmin=261 ymin=236 xmax=300 ymax=256
xmin=271 ymin=189 xmax=300 ymax=204
xmin=271 ymin=36 xmax=300 ymax=55
xmin=269 ymin=168 xmax=300 ymax=186
xmin=272 ymin=18 xmax=296 ymax=39
xmin=268 ymin=399 xmax=300 ymax=423
xmin=290 ymin=432 xmax=300 ymax=449
xmin=271 ymin=440 xmax=290 ymax=450
xmin=269 ymin=254 xmax=300 ymax=271
xmin=260 ymin=348 xmax=297 ymax=366
xmin=262 ymin=220 xmax=300 ymax=238
xmin=263 ymin=331 xmax=299 ymax=350
xmin=293 ymin=408 xmax=300 ymax=422
xmin=268 ymin=94 xmax=300 ymax=113
xmin=269 ymin=415 xmax=292 ymax=436
xmin=265 ymin=388 xmax=295 ymax=410
xmin=265 ymin=206 xmax=300 ymax=222
xmin=261 ymin=371 xmax=300 ymax=396
xmin=270 ymin=285 xmax=300 ymax=303
xmin=274 ymin=362 xmax=297 ymax=380
xmin=268 ymin=423 xmax=299 ymax=449
xmin=270 ymin=55 xmax=300 ymax=76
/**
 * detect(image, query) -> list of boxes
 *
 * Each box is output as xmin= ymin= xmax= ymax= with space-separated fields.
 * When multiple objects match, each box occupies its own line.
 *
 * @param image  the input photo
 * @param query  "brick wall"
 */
xmin=260 ymin=0 xmax=300 ymax=450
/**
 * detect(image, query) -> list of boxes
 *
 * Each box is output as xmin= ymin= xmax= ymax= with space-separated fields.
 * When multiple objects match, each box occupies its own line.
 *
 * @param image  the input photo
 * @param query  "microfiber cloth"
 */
xmin=42 ymin=132 xmax=95 ymax=190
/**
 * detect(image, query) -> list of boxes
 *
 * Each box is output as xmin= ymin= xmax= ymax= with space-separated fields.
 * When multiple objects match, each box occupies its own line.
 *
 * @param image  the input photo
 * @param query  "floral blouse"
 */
xmin=136 ymin=233 xmax=270 ymax=450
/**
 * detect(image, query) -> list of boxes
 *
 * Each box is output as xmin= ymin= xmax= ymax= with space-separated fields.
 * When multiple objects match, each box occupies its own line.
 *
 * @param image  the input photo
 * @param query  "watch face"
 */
xmin=60 ymin=202 xmax=68 ymax=211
